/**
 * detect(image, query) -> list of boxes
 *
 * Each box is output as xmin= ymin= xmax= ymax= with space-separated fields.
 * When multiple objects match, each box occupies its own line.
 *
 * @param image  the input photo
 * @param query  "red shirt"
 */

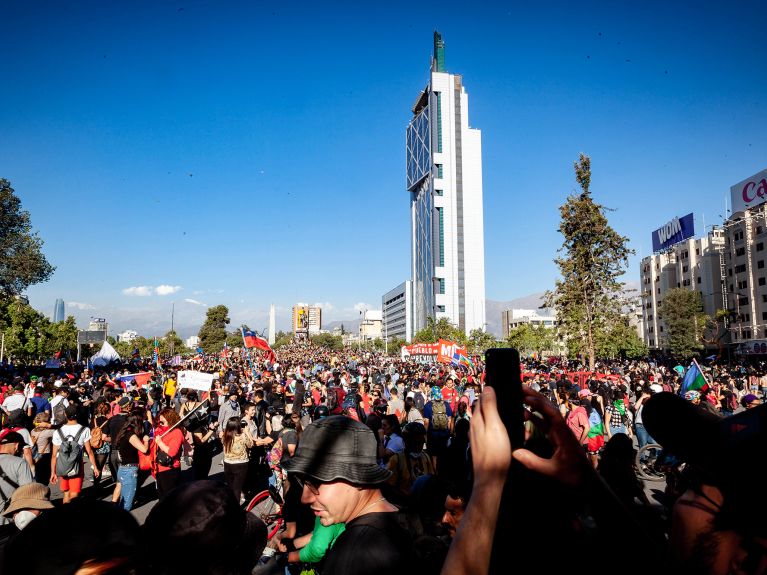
xmin=442 ymin=387 xmax=460 ymax=413
xmin=155 ymin=426 xmax=183 ymax=471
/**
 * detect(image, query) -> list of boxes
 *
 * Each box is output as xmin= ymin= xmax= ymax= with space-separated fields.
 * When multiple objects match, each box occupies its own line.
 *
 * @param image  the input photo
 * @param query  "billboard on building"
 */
xmin=293 ymin=306 xmax=309 ymax=334
xmin=652 ymin=213 xmax=695 ymax=252
xmin=731 ymin=168 xmax=767 ymax=215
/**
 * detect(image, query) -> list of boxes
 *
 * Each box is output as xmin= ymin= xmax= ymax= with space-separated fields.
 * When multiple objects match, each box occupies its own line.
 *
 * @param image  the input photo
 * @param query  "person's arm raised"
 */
xmin=441 ymin=387 xmax=510 ymax=575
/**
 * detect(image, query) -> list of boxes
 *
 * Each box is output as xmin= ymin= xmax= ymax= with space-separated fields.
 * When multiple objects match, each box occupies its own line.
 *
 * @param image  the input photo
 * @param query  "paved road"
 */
xmin=48 ymin=450 xmax=228 ymax=524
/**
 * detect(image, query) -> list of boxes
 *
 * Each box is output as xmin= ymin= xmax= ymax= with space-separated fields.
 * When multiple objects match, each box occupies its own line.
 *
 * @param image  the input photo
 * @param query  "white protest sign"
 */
xmin=177 ymin=370 xmax=216 ymax=392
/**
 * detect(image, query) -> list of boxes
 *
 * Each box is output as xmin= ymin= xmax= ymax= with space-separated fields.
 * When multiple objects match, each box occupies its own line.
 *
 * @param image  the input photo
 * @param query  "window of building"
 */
xmin=435 ymin=164 xmax=443 ymax=178
xmin=739 ymin=297 xmax=749 ymax=305
xmin=649 ymin=326 xmax=654 ymax=333
xmin=650 ymin=339 xmax=655 ymax=346
xmin=435 ymin=188 xmax=443 ymax=196
xmin=697 ymin=277 xmax=701 ymax=284
xmin=657 ymin=287 xmax=660 ymax=294
xmin=736 ymin=247 xmax=746 ymax=257
xmin=758 ymin=243 xmax=764 ymax=252
xmin=758 ymin=226 xmax=764 ymax=235
xmin=744 ymin=330 xmax=752 ymax=339
xmin=438 ymin=278 xmax=445 ymax=294
xmin=728 ymin=268 xmax=732 ymax=276
xmin=648 ymin=315 xmax=653 ymax=320
xmin=696 ymin=248 xmax=700 ymax=255
xmin=683 ymin=265 xmax=689 ymax=272
xmin=436 ymin=305 xmax=445 ymax=312
xmin=746 ymin=314 xmax=751 ymax=322
xmin=736 ymin=264 xmax=747 ymax=273
xmin=738 ymin=280 xmax=748 ymax=290
xmin=761 ymin=277 xmax=766 ymax=286
xmin=730 ymin=283 xmax=734 ymax=292
xmin=437 ymin=207 xmax=444 ymax=266
xmin=762 ymin=311 xmax=767 ymax=321
xmin=436 ymin=92 xmax=443 ymax=153
xmin=660 ymin=326 xmax=663 ymax=332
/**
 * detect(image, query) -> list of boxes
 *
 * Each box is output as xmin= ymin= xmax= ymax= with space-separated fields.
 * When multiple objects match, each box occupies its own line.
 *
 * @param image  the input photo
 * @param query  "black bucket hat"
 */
xmin=281 ymin=415 xmax=391 ymax=485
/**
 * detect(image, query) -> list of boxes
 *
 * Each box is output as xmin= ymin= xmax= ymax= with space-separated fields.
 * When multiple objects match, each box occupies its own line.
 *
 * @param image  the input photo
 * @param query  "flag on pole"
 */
xmin=153 ymin=337 xmax=160 ymax=367
xmin=220 ymin=342 xmax=230 ymax=358
xmin=680 ymin=359 xmax=709 ymax=395
xmin=116 ymin=372 xmax=153 ymax=389
xmin=241 ymin=328 xmax=276 ymax=362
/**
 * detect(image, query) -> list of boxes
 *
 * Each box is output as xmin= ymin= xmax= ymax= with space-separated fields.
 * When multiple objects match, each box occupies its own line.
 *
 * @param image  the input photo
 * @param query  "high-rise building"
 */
xmin=53 ymin=299 xmax=65 ymax=323
xmin=407 ymin=32 xmax=486 ymax=337
xmin=292 ymin=305 xmax=322 ymax=339
xmin=382 ymin=281 xmax=413 ymax=343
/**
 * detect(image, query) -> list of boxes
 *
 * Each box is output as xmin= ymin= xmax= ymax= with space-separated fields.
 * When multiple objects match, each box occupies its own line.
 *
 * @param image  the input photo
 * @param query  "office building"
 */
xmin=186 ymin=335 xmax=200 ymax=348
xmin=382 ymin=281 xmax=413 ymax=342
xmin=407 ymin=32 xmax=486 ymax=337
xmin=53 ymin=299 xmax=65 ymax=323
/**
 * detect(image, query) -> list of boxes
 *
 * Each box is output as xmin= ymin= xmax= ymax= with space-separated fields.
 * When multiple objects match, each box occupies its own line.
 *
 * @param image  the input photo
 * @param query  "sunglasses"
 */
xmin=293 ymin=475 xmax=320 ymax=495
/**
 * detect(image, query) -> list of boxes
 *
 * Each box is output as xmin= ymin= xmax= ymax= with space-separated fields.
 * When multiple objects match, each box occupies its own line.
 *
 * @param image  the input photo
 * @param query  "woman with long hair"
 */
xmin=112 ymin=413 xmax=149 ymax=511
xmin=91 ymin=402 xmax=112 ymax=490
xmin=154 ymin=408 xmax=184 ymax=499
xmin=222 ymin=416 xmax=254 ymax=504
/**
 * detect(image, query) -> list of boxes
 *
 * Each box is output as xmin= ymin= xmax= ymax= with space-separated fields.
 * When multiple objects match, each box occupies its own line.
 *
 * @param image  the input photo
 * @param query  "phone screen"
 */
xmin=484 ymin=348 xmax=524 ymax=448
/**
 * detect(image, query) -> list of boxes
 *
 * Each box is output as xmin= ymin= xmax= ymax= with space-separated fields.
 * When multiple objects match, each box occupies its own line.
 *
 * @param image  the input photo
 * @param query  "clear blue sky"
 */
xmin=2 ymin=0 xmax=766 ymax=337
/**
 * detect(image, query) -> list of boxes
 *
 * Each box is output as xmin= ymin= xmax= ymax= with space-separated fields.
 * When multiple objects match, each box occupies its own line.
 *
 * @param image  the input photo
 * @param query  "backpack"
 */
xmin=267 ymin=436 xmax=284 ymax=469
xmin=431 ymin=401 xmax=448 ymax=432
xmin=0 ymin=468 xmax=20 ymax=515
xmin=52 ymin=400 xmax=67 ymax=427
xmin=90 ymin=419 xmax=108 ymax=449
xmin=56 ymin=426 xmax=85 ymax=478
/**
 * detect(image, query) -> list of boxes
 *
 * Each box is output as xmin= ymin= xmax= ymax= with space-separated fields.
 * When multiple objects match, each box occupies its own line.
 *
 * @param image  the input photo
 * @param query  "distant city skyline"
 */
xmin=3 ymin=2 xmax=765 ymax=339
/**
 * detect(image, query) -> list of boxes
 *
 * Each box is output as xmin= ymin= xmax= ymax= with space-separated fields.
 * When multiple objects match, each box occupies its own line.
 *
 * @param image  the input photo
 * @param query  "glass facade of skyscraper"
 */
xmin=53 ymin=298 xmax=65 ymax=323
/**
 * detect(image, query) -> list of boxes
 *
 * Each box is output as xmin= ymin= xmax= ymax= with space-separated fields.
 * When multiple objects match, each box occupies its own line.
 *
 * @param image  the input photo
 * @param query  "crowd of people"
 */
xmin=0 ymin=343 xmax=766 ymax=574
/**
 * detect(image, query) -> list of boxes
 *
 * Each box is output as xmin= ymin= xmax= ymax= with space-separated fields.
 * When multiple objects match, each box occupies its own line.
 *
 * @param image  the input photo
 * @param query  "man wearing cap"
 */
xmin=0 ymin=432 xmax=33 ymax=529
xmin=282 ymin=416 xmax=412 ymax=574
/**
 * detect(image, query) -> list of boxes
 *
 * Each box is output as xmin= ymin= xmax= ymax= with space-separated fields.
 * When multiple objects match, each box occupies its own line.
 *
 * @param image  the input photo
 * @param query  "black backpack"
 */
xmin=56 ymin=426 xmax=85 ymax=478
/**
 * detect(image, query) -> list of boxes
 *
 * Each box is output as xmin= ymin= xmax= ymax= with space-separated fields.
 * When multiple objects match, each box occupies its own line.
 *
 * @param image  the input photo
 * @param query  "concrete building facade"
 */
xmin=382 ymin=281 xmax=413 ymax=343
xmin=407 ymin=32 xmax=485 ymax=338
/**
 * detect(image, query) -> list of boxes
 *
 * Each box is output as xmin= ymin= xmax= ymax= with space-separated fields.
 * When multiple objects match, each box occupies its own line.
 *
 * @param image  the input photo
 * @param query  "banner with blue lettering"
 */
xmin=652 ymin=213 xmax=694 ymax=252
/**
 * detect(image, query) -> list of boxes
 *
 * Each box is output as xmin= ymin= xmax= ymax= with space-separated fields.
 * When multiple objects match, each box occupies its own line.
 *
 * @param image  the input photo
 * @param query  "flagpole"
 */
xmin=241 ymin=327 xmax=258 ymax=381
xmin=692 ymin=357 xmax=710 ymax=386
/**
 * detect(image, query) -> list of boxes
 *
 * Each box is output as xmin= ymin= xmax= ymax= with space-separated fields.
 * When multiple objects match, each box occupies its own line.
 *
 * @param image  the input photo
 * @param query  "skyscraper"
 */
xmin=407 ymin=32 xmax=486 ymax=336
xmin=53 ymin=298 xmax=65 ymax=323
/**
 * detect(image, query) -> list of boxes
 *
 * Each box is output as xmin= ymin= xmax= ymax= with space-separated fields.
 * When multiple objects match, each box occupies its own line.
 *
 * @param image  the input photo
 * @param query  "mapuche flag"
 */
xmin=680 ymin=360 xmax=709 ymax=395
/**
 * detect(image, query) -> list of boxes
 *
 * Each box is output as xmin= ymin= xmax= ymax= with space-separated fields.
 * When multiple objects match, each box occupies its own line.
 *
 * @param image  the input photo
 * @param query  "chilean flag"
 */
xmin=242 ymin=328 xmax=277 ymax=362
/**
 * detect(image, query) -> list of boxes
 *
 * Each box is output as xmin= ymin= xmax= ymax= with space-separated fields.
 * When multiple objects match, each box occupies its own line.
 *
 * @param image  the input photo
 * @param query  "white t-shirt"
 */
xmin=2 ymin=393 xmax=27 ymax=413
xmin=52 ymin=424 xmax=91 ymax=448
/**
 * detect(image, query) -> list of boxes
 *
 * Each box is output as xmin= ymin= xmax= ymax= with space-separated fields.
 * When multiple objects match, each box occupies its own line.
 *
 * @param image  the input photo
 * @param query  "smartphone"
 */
xmin=484 ymin=348 xmax=524 ymax=448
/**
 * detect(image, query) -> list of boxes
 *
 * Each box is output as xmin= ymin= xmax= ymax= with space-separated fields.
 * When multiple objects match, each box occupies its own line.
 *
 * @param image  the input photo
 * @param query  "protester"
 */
xmin=222 ymin=416 xmax=254 ymax=504
xmin=50 ymin=403 xmax=99 ymax=504
xmin=153 ymin=408 xmax=184 ymax=499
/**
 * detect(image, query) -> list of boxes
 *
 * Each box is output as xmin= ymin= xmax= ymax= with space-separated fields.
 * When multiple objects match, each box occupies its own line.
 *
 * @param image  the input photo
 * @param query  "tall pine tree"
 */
xmin=545 ymin=154 xmax=633 ymax=370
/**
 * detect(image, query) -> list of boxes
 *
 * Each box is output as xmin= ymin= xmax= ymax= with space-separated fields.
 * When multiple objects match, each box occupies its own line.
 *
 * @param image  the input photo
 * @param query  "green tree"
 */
xmin=506 ymin=324 xmax=555 ymax=356
xmin=310 ymin=333 xmax=343 ymax=351
xmin=0 ymin=297 xmax=50 ymax=361
xmin=467 ymin=328 xmax=498 ymax=355
xmin=273 ymin=331 xmax=293 ymax=349
xmin=198 ymin=305 xmax=230 ymax=354
xmin=659 ymin=288 xmax=708 ymax=360
xmin=226 ymin=329 xmax=245 ymax=349
xmin=386 ymin=337 xmax=407 ymax=354
xmin=45 ymin=315 xmax=78 ymax=358
xmin=594 ymin=319 xmax=648 ymax=359
xmin=412 ymin=317 xmax=467 ymax=344
xmin=106 ymin=335 xmax=117 ymax=346
xmin=544 ymin=154 xmax=634 ymax=370
xmin=161 ymin=330 xmax=185 ymax=356
xmin=0 ymin=179 xmax=55 ymax=297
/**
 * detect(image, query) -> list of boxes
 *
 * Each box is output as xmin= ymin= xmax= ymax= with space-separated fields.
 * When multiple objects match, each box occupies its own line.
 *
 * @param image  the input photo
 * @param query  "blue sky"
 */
xmin=2 ymin=0 xmax=766 ymax=337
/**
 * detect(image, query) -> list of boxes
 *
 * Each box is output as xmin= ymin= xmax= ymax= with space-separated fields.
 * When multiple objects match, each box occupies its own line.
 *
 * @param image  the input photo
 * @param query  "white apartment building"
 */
xmin=501 ymin=309 xmax=557 ymax=339
xmin=639 ymin=227 xmax=726 ymax=349
xmin=407 ymin=32 xmax=485 ymax=337
xmin=186 ymin=335 xmax=200 ymax=348
xmin=360 ymin=310 xmax=383 ymax=342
